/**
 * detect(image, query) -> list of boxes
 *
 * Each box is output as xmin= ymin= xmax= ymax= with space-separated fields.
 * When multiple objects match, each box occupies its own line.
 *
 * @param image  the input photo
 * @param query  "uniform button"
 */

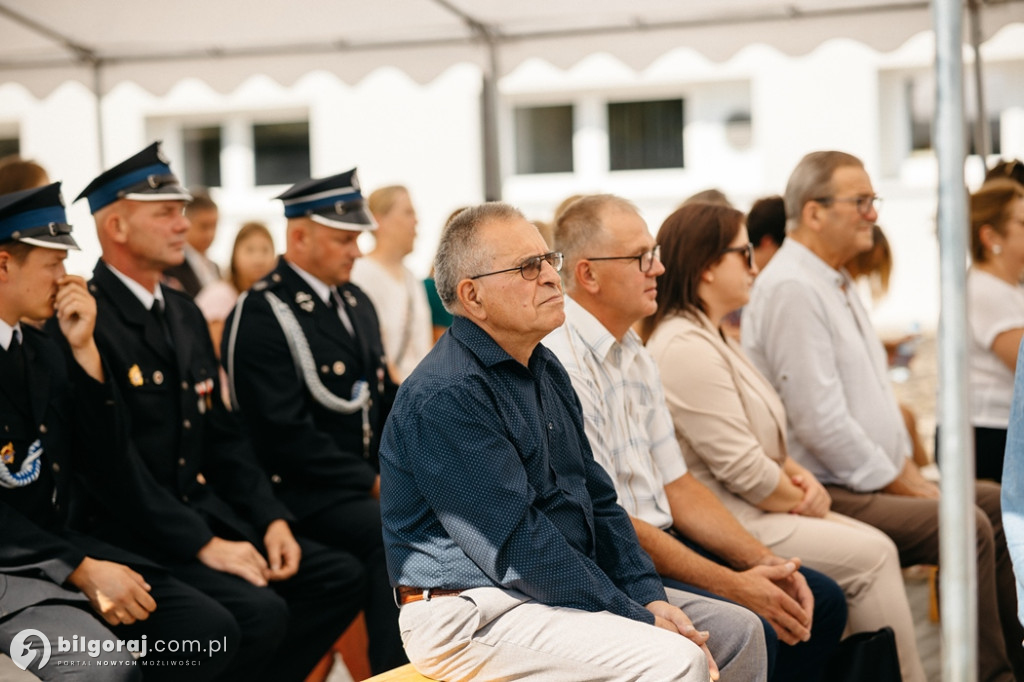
xmin=178 ymin=457 xmax=186 ymax=466
xmin=183 ymin=419 xmax=192 ymax=429
xmin=152 ymin=371 xmax=164 ymax=385
xmin=271 ymin=474 xmax=282 ymax=484
xmin=332 ymin=361 xmax=346 ymax=375
xmin=4 ymin=425 xmax=8 ymax=432
xmin=320 ymin=365 xmax=329 ymax=374
xmin=181 ymin=381 xmax=189 ymax=390
xmin=181 ymin=494 xmax=189 ymax=503
xmin=52 ymin=462 xmax=60 ymax=473
xmin=547 ymin=422 xmax=554 ymax=430
xmin=39 ymin=424 xmax=48 ymax=434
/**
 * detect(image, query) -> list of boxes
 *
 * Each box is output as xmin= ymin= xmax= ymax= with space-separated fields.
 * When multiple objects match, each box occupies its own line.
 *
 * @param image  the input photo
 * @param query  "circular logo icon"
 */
xmin=10 ymin=628 xmax=51 ymax=671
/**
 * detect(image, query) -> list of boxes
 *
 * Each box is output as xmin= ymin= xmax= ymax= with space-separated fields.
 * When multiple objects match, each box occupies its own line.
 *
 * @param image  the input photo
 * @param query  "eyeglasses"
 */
xmin=586 ymin=245 xmax=661 ymax=273
xmin=719 ymin=242 xmax=754 ymax=269
xmin=469 ymin=251 xmax=563 ymax=281
xmin=813 ymin=195 xmax=882 ymax=216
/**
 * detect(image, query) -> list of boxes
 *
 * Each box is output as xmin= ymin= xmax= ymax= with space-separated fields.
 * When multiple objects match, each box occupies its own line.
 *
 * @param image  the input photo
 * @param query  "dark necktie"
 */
xmin=329 ymin=287 xmax=356 ymax=337
xmin=151 ymin=301 xmax=172 ymax=345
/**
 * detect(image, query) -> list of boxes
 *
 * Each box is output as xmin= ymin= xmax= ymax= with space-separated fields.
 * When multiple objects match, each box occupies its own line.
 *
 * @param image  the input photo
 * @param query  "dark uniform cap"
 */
xmin=0 ymin=182 xmax=79 ymax=250
xmin=75 ymin=141 xmax=192 ymax=214
xmin=275 ymin=168 xmax=376 ymax=231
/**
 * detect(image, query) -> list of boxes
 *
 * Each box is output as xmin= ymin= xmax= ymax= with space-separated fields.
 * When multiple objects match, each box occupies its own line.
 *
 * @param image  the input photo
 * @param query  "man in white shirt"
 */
xmin=545 ymin=194 xmax=848 ymax=682
xmin=742 ymin=150 xmax=1022 ymax=682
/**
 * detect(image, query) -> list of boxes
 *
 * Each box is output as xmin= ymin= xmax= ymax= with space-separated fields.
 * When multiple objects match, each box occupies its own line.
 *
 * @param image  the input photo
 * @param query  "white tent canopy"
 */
xmin=1 ymin=0 xmax=1022 ymax=97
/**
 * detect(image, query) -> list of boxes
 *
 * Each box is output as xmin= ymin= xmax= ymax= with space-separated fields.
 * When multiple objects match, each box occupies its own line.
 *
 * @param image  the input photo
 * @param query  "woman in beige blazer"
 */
xmin=643 ymin=202 xmax=925 ymax=682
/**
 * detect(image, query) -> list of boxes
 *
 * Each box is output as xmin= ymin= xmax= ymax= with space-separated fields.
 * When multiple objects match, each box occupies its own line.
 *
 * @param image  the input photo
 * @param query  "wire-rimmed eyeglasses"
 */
xmin=586 ymin=245 xmax=661 ymax=273
xmin=812 ymin=194 xmax=882 ymax=217
xmin=469 ymin=251 xmax=563 ymax=281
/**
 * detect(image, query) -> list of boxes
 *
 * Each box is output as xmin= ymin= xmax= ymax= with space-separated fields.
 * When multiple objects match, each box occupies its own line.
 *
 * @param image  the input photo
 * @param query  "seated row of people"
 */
xmin=382 ymin=152 xmax=1021 ymax=682
xmin=3 ymin=142 xmax=1021 ymax=682
xmin=1 ymin=144 xmax=406 ymax=679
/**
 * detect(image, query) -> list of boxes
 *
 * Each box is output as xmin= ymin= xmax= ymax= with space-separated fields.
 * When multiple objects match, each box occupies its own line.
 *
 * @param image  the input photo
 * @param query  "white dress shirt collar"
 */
xmin=106 ymin=263 xmax=166 ymax=311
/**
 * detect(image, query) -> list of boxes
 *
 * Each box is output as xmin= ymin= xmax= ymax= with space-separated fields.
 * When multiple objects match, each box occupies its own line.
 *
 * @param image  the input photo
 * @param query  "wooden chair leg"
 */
xmin=305 ymin=611 xmax=372 ymax=682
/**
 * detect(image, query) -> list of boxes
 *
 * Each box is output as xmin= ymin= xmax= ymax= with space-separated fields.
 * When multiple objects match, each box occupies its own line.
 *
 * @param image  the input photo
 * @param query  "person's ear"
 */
xmin=0 ymin=251 xmax=11 ymax=282
xmin=701 ymin=268 xmax=715 ymax=283
xmin=575 ymin=259 xmax=601 ymax=295
xmin=102 ymin=209 xmax=130 ymax=245
xmin=456 ymin=278 xmax=487 ymax=322
xmin=801 ymin=199 xmax=825 ymax=233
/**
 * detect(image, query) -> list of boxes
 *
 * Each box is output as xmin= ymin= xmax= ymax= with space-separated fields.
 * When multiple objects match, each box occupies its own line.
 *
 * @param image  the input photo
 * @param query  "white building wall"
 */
xmin=3 ymin=27 xmax=1024 ymax=333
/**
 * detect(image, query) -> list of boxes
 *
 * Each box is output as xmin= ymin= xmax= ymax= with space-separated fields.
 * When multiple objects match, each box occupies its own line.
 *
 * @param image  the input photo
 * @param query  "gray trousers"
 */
xmin=0 ymin=603 xmax=139 ymax=681
xmin=399 ymin=586 xmax=766 ymax=681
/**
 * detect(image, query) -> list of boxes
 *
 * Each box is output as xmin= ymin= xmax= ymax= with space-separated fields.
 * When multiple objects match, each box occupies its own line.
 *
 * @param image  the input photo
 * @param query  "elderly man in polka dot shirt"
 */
xmin=380 ymin=202 xmax=766 ymax=682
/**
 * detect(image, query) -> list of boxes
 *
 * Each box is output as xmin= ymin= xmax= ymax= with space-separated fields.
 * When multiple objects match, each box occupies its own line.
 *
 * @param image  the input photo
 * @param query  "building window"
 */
xmin=182 ymin=126 xmax=222 ymax=188
xmin=515 ymin=105 xmax=574 ymax=174
xmin=0 ymin=137 xmax=19 ymax=158
xmin=608 ymin=99 xmax=684 ymax=171
xmin=254 ymin=121 xmax=310 ymax=186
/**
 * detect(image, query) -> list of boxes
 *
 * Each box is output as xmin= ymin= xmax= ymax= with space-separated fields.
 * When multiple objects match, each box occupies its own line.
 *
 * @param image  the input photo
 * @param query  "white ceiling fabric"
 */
xmin=1 ymin=0 xmax=1022 ymax=96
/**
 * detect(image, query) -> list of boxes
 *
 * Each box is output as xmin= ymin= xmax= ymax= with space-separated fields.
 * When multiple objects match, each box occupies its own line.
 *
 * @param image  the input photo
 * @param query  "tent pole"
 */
xmin=91 ymin=59 xmax=105 ymax=169
xmin=934 ymin=0 xmax=977 ymax=679
xmin=967 ymin=0 xmax=990 ymax=162
xmin=480 ymin=33 xmax=501 ymax=201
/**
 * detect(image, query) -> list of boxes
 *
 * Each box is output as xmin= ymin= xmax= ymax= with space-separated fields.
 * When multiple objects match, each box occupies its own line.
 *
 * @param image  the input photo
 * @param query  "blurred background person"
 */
xmin=966 ymin=178 xmax=1024 ymax=482
xmin=196 ymin=221 xmax=277 ymax=357
xmin=164 ymin=189 xmax=221 ymax=298
xmin=0 ymin=155 xmax=49 ymax=193
xmin=352 ymin=185 xmax=431 ymax=380
xmin=422 ymin=207 xmax=466 ymax=343
xmin=747 ymin=195 xmax=787 ymax=273
xmin=643 ymin=202 xmax=925 ymax=682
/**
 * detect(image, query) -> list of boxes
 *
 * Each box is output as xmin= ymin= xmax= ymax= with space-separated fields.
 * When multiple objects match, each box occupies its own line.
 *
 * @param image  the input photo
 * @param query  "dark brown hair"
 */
xmin=640 ymin=202 xmax=744 ymax=342
xmin=0 ymin=156 xmax=49 ymax=194
xmin=970 ymin=178 xmax=1024 ymax=262
xmin=228 ymin=222 xmax=274 ymax=292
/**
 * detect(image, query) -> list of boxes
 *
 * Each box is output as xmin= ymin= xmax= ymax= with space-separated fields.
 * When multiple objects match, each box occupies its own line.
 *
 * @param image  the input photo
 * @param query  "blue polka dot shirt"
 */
xmin=380 ymin=316 xmax=666 ymax=624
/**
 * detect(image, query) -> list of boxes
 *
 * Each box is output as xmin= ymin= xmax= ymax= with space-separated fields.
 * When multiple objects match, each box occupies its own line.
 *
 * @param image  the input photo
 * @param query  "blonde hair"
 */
xmin=368 ymin=185 xmax=408 ymax=219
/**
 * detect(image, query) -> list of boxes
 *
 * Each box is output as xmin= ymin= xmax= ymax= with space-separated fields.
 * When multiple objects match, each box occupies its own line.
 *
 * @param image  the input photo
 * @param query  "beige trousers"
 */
xmin=398 ymin=586 xmax=767 ymax=681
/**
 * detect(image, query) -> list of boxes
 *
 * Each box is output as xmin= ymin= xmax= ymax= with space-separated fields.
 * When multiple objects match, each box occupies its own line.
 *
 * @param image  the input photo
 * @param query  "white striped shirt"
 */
xmin=544 ymin=296 xmax=686 ymax=530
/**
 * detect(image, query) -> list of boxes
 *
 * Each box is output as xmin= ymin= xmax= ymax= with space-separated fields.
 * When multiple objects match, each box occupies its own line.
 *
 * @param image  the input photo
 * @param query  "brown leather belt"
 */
xmin=395 ymin=586 xmax=464 ymax=605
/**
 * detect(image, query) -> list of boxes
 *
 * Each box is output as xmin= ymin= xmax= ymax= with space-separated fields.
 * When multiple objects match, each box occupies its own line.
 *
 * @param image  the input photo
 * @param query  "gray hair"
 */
xmin=784 ymin=151 xmax=864 ymax=233
xmin=554 ymin=194 xmax=638 ymax=286
xmin=433 ymin=202 xmax=525 ymax=315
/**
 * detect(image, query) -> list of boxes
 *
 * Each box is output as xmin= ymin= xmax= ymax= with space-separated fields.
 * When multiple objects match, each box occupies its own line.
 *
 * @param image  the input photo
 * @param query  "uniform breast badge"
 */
xmin=195 ymin=378 xmax=215 ymax=413
xmin=1 ymin=441 xmax=14 ymax=465
xmin=128 ymin=364 xmax=144 ymax=387
xmin=295 ymin=291 xmax=315 ymax=313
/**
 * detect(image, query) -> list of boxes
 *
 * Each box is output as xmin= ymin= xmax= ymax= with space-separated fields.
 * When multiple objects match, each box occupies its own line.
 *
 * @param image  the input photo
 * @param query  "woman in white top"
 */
xmin=643 ymin=202 xmax=925 ymax=682
xmin=968 ymin=178 xmax=1024 ymax=481
xmin=350 ymin=185 xmax=432 ymax=381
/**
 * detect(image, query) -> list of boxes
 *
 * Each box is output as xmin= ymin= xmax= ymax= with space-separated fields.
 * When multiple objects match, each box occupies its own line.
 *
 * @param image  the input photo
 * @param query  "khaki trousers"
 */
xmin=828 ymin=480 xmax=1022 ymax=682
